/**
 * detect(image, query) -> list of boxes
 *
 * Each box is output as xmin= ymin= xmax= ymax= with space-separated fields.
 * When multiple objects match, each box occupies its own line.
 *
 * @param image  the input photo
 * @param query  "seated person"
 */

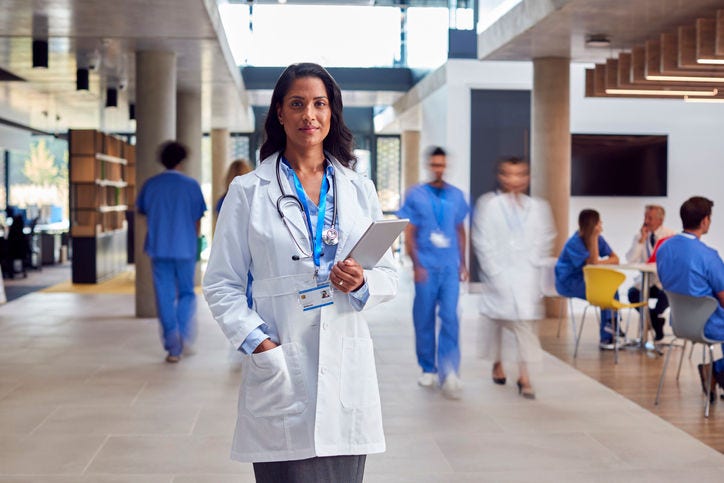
xmin=8 ymin=214 xmax=28 ymax=256
xmin=656 ymin=196 xmax=724 ymax=400
xmin=555 ymin=209 xmax=621 ymax=350
xmin=625 ymin=205 xmax=676 ymax=341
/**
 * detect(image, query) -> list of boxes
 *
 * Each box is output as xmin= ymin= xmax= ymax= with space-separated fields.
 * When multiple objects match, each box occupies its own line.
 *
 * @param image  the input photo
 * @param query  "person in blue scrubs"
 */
xmin=137 ymin=141 xmax=207 ymax=363
xmin=656 ymin=196 xmax=724 ymax=397
xmin=215 ymin=158 xmax=254 ymax=310
xmin=397 ymin=146 xmax=469 ymax=399
xmin=555 ymin=209 xmax=621 ymax=349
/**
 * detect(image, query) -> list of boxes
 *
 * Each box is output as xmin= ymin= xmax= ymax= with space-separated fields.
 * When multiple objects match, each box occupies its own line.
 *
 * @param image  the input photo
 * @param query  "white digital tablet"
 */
xmin=345 ymin=218 xmax=409 ymax=268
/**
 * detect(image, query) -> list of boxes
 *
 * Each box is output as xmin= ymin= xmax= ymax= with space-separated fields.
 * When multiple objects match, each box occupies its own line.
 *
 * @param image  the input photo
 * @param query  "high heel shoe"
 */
xmin=516 ymin=380 xmax=536 ymax=400
xmin=492 ymin=376 xmax=506 ymax=385
xmin=492 ymin=363 xmax=506 ymax=385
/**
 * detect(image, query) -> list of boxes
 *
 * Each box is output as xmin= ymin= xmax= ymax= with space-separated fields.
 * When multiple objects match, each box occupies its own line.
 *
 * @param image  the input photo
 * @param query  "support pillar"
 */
xmin=401 ymin=130 xmax=420 ymax=192
xmin=176 ymin=90 xmax=202 ymax=180
xmin=177 ymin=90 xmax=203 ymax=284
xmin=531 ymin=57 xmax=570 ymax=318
xmin=135 ymin=51 xmax=176 ymax=318
xmin=211 ymin=128 xmax=230 ymax=233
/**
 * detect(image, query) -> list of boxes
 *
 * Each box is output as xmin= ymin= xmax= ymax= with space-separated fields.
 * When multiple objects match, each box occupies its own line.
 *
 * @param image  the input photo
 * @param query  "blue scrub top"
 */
xmin=136 ymin=170 xmax=206 ymax=260
xmin=555 ymin=233 xmax=613 ymax=297
xmin=397 ymin=182 xmax=469 ymax=270
xmin=657 ymin=233 xmax=724 ymax=330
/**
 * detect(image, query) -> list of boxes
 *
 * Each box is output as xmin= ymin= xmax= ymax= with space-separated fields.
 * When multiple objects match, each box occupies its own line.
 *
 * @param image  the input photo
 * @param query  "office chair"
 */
xmin=655 ymin=291 xmax=722 ymax=418
xmin=577 ymin=266 xmax=647 ymax=364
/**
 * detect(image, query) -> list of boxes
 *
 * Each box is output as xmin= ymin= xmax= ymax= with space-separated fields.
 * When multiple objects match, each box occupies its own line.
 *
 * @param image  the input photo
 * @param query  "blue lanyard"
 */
xmin=425 ymin=184 xmax=446 ymax=229
xmin=289 ymin=165 xmax=329 ymax=268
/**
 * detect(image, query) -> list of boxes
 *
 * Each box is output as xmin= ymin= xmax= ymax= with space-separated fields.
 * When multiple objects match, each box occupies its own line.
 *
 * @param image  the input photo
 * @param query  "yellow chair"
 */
xmin=576 ymin=266 xmax=647 ymax=363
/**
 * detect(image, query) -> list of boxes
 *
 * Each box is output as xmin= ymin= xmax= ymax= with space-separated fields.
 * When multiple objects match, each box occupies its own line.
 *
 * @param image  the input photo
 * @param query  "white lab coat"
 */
xmin=625 ymin=224 xmax=675 ymax=289
xmin=203 ymin=152 xmax=398 ymax=463
xmin=471 ymin=192 xmax=555 ymax=321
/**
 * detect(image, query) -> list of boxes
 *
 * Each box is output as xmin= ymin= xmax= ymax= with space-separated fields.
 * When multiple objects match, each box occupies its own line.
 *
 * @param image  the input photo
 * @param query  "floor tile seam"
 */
xmin=426 ymin=435 xmax=457 ymax=474
xmin=187 ymin=406 xmax=203 ymax=436
xmin=0 ymin=382 xmax=21 ymax=401
xmin=130 ymin=381 xmax=149 ymax=407
xmin=80 ymin=434 xmax=111 ymax=476
xmin=26 ymin=404 xmax=62 ymax=436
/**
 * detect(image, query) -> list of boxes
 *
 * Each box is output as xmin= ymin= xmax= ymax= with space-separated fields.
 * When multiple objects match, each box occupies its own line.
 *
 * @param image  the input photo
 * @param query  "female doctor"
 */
xmin=203 ymin=63 xmax=398 ymax=482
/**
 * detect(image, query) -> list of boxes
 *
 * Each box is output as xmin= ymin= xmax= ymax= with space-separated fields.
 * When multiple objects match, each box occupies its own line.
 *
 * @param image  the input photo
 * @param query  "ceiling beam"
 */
xmin=717 ymin=10 xmax=724 ymax=55
xmin=697 ymin=17 xmax=724 ymax=64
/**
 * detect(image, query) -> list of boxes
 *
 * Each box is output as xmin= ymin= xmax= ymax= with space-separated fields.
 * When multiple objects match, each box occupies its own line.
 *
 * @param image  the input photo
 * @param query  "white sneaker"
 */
xmin=417 ymin=372 xmax=437 ymax=387
xmin=441 ymin=374 xmax=462 ymax=400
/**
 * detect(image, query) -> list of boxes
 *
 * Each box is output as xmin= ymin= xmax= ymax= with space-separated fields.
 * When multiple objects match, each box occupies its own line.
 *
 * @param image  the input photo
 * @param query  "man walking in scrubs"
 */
xmin=137 ymin=141 xmax=207 ymax=362
xmin=398 ymin=146 xmax=469 ymax=399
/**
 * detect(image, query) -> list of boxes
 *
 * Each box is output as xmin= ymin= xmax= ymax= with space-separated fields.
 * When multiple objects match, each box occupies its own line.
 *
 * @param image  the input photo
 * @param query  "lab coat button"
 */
xmin=320 ymin=367 xmax=326 ymax=375
xmin=322 ymin=322 xmax=328 ymax=330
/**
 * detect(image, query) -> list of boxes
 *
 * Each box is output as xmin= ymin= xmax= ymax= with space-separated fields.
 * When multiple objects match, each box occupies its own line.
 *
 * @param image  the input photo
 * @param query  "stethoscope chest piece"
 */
xmin=322 ymin=227 xmax=339 ymax=246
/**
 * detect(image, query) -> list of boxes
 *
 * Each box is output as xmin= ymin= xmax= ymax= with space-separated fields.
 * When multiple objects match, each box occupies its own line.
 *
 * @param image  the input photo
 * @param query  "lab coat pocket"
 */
xmin=243 ymin=342 xmax=308 ymax=418
xmin=340 ymin=337 xmax=380 ymax=409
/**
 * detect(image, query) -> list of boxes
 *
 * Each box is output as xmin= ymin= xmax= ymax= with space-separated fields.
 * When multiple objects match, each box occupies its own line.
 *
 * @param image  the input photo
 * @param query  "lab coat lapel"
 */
xmin=258 ymin=153 xmax=311 ymax=250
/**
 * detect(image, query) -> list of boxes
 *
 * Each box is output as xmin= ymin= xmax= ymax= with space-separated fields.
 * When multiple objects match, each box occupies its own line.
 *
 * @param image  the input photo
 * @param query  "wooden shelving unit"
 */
xmin=69 ymin=129 xmax=134 ymax=283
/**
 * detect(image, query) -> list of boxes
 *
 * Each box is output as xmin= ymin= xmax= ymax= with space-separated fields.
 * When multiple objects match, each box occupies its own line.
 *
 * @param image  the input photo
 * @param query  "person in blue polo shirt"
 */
xmin=137 ymin=141 xmax=207 ymax=363
xmin=656 ymin=196 xmax=724 ymax=399
xmin=555 ymin=209 xmax=621 ymax=349
xmin=397 ymin=146 xmax=469 ymax=399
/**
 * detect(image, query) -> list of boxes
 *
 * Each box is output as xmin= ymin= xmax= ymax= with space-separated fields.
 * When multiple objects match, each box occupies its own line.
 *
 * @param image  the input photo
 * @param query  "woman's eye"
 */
xmin=290 ymin=101 xmax=302 ymax=108
xmin=315 ymin=101 xmax=327 ymax=108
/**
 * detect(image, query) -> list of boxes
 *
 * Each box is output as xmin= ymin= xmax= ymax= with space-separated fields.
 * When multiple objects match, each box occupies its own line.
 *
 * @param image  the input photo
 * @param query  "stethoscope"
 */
xmin=275 ymin=153 xmax=338 ymax=261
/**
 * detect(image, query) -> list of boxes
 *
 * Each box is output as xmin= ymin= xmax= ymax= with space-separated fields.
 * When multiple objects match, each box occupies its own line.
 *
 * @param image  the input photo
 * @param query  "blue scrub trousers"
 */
xmin=413 ymin=265 xmax=460 ymax=381
xmin=558 ymin=280 xmax=619 ymax=344
xmin=151 ymin=258 xmax=197 ymax=357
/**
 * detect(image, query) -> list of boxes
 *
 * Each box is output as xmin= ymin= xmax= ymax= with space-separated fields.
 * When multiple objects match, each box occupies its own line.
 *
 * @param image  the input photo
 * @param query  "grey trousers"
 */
xmin=253 ymin=455 xmax=366 ymax=483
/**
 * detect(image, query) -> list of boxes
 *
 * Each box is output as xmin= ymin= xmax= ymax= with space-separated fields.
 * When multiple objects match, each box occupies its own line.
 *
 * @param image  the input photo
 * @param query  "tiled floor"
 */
xmin=1 ymin=265 xmax=724 ymax=482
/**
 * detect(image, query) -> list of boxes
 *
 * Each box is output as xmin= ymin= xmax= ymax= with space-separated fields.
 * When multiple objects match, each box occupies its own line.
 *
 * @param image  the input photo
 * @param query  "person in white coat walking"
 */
xmin=203 ymin=63 xmax=398 ymax=482
xmin=472 ymin=157 xmax=555 ymax=399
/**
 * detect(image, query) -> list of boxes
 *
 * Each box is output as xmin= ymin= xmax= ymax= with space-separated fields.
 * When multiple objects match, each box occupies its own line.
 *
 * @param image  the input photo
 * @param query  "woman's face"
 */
xmin=276 ymin=76 xmax=331 ymax=153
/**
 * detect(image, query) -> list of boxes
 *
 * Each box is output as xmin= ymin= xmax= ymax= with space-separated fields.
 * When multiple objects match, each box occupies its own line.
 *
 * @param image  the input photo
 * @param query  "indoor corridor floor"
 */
xmin=1 ymin=264 xmax=724 ymax=482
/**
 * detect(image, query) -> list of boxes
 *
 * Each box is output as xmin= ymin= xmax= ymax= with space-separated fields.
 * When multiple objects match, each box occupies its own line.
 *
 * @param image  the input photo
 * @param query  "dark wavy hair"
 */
xmin=259 ymin=63 xmax=356 ymax=168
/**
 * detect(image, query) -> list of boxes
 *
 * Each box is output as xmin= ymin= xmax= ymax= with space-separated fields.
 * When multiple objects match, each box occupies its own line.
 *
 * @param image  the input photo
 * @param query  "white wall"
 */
xmin=403 ymin=59 xmax=724 ymax=255
xmin=569 ymin=66 xmax=724 ymax=254
xmin=444 ymin=60 xmax=532 ymax=201
xmin=419 ymin=86 xmax=448 ymax=183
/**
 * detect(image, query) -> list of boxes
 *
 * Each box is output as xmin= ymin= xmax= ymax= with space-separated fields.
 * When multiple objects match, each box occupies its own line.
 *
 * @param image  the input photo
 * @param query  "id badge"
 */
xmin=429 ymin=230 xmax=451 ymax=248
xmin=298 ymin=283 xmax=334 ymax=312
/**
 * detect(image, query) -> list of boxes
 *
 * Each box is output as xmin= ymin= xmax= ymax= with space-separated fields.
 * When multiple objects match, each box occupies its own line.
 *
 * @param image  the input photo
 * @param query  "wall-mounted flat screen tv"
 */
xmin=571 ymin=134 xmax=668 ymax=196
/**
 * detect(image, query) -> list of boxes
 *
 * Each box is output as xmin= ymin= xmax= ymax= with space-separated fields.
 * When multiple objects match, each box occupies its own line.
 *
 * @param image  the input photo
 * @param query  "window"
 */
xmin=7 ymin=136 xmax=68 ymax=224
xmin=375 ymin=136 xmax=401 ymax=213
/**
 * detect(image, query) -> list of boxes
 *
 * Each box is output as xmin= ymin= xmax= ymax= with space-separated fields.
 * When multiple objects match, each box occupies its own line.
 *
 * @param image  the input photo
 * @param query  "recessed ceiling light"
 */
xmin=586 ymin=34 xmax=611 ymax=48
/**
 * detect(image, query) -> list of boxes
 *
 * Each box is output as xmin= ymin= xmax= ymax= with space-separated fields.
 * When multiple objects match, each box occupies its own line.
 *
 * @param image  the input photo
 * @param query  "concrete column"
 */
xmin=211 ymin=128 xmax=230 ymax=232
xmin=135 ymin=51 xmax=176 ymax=318
xmin=177 ymin=90 xmax=203 ymax=284
xmin=531 ymin=57 xmax=570 ymax=317
xmin=176 ymin=90 xmax=202 ymax=180
xmin=401 ymin=130 xmax=420 ymax=192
